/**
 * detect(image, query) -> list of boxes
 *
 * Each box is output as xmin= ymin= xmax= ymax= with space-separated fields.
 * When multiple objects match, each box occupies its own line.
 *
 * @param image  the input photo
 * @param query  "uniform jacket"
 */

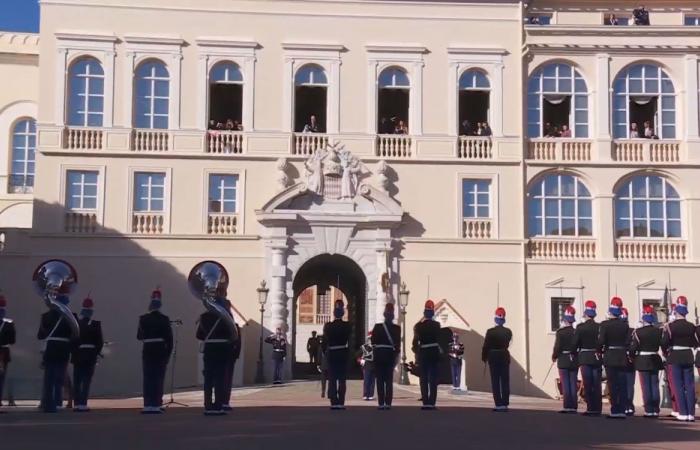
xmin=265 ymin=333 xmax=288 ymax=360
xmin=448 ymin=339 xmax=465 ymax=360
xmin=71 ymin=317 xmax=104 ymax=366
xmin=323 ymin=319 xmax=351 ymax=363
xmin=598 ymin=318 xmax=630 ymax=368
xmin=306 ymin=336 xmax=320 ymax=354
xmin=0 ymin=317 xmax=16 ymax=364
xmin=38 ymin=309 xmax=75 ymax=363
xmin=232 ymin=323 xmax=242 ymax=361
xmin=481 ymin=325 xmax=512 ymax=364
xmin=696 ymin=325 xmax=700 ymax=368
xmin=574 ymin=319 xmax=602 ymax=366
xmin=552 ymin=325 xmax=578 ymax=369
xmin=371 ymin=322 xmax=401 ymax=366
xmin=357 ymin=343 xmax=374 ymax=369
xmin=661 ymin=319 xmax=698 ymax=366
xmin=413 ymin=319 xmax=442 ymax=363
xmin=137 ymin=310 xmax=173 ymax=360
xmin=629 ymin=324 xmax=663 ymax=371
xmin=197 ymin=311 xmax=236 ymax=360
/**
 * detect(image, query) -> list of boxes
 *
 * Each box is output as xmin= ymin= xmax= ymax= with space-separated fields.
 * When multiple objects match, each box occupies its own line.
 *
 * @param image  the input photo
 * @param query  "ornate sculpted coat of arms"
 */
xmin=304 ymin=142 xmax=366 ymax=200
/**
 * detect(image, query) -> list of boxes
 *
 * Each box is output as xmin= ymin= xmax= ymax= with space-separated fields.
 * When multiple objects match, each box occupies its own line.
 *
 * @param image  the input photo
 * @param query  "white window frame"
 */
xmin=127 ymin=167 xmax=172 ymax=233
xmin=528 ymin=174 xmax=593 ymax=238
xmin=0 ymin=101 xmax=37 ymax=195
xmin=133 ymin=61 xmax=170 ymax=130
xmin=684 ymin=14 xmax=700 ymax=26
xmin=456 ymin=172 xmax=499 ymax=238
xmin=9 ymin=118 xmax=36 ymax=193
xmin=461 ymin=179 xmax=491 ymax=219
xmin=59 ymin=163 xmax=106 ymax=227
xmin=544 ymin=279 xmax=584 ymax=335
xmin=202 ymin=168 xmax=246 ymax=234
xmin=67 ymin=57 xmax=105 ymax=127
xmin=614 ymin=175 xmax=682 ymax=239
xmin=65 ymin=170 xmax=99 ymax=211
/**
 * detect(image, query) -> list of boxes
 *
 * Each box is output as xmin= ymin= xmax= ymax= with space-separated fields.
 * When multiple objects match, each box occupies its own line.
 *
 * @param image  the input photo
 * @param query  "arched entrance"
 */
xmin=292 ymin=254 xmax=366 ymax=378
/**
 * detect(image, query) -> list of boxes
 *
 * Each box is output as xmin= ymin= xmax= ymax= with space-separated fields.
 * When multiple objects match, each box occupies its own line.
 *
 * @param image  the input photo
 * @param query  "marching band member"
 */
xmin=661 ymin=295 xmax=698 ymax=422
xmin=265 ymin=328 xmax=287 ymax=385
xmin=0 ymin=294 xmax=16 ymax=409
xmin=482 ymin=307 xmax=512 ymax=412
xmin=574 ymin=300 xmax=602 ymax=416
xmin=552 ymin=306 xmax=578 ymax=413
xmin=413 ymin=300 xmax=442 ymax=410
xmin=71 ymin=296 xmax=103 ymax=412
xmin=598 ymin=297 xmax=630 ymax=419
xmin=137 ymin=289 xmax=173 ymax=414
xmin=448 ymin=331 xmax=465 ymax=392
xmin=358 ymin=331 xmax=375 ymax=401
xmin=222 ymin=301 xmax=241 ymax=412
xmin=371 ymin=303 xmax=400 ymax=410
xmin=323 ymin=300 xmax=351 ymax=409
xmin=620 ymin=307 xmax=635 ymax=416
xmin=629 ymin=305 xmax=663 ymax=417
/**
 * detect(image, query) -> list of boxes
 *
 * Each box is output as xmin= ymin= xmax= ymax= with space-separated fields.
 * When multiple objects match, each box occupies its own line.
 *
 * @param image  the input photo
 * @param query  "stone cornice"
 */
xmin=365 ymin=44 xmax=429 ymax=54
xmin=195 ymin=37 xmax=260 ymax=49
xmin=447 ymin=46 xmax=509 ymax=56
xmin=281 ymin=42 xmax=346 ymax=52
xmin=525 ymin=25 xmax=700 ymax=38
xmin=525 ymin=43 xmax=700 ymax=55
xmin=123 ymin=34 xmax=185 ymax=46
xmin=55 ymin=31 xmax=118 ymax=43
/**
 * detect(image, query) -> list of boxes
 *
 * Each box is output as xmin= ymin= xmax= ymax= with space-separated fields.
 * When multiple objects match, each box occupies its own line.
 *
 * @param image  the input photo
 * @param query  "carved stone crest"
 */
xmin=304 ymin=142 xmax=367 ymax=200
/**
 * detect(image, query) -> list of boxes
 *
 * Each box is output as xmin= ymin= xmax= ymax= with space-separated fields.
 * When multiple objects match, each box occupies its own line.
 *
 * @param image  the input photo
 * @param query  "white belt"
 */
xmin=421 ymin=343 xmax=440 ymax=349
xmin=608 ymin=346 xmax=627 ymax=350
xmin=142 ymin=338 xmax=164 ymax=343
xmin=561 ymin=351 xmax=573 ymax=354
xmin=46 ymin=337 xmax=70 ymax=342
xmin=580 ymin=348 xmax=597 ymax=352
xmin=204 ymin=339 xmax=230 ymax=344
xmin=374 ymin=345 xmax=394 ymax=349
xmin=273 ymin=349 xmax=285 ymax=352
xmin=328 ymin=345 xmax=348 ymax=351
xmin=79 ymin=344 xmax=96 ymax=349
xmin=638 ymin=351 xmax=658 ymax=356
xmin=672 ymin=346 xmax=692 ymax=351
xmin=1 ymin=344 xmax=9 ymax=348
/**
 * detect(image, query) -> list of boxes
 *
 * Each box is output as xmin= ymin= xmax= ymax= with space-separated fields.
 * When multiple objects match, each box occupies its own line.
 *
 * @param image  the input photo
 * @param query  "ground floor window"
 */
xmin=550 ymin=297 xmax=574 ymax=332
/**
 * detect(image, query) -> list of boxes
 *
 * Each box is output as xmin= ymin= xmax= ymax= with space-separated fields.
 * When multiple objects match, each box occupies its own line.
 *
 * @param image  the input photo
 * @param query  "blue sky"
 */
xmin=0 ymin=0 xmax=40 ymax=33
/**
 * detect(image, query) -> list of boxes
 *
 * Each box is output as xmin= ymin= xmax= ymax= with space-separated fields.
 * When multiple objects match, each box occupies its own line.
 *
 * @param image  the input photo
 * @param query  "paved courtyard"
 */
xmin=1 ymin=381 xmax=699 ymax=450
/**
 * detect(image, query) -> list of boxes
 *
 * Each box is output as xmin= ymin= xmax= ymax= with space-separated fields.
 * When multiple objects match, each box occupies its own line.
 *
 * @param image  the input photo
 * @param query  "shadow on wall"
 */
xmin=0 ymin=200 xmax=268 ymax=400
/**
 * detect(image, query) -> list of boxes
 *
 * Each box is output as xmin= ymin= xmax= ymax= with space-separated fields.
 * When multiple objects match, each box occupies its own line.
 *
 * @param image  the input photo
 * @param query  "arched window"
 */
xmin=377 ymin=67 xmax=410 ymax=134
xmin=612 ymin=64 xmax=675 ymax=139
xmin=615 ymin=175 xmax=680 ymax=238
xmin=134 ymin=60 xmax=169 ymax=129
xmin=294 ymin=64 xmax=327 ymax=133
xmin=9 ymin=119 xmax=36 ymax=193
xmin=67 ymin=57 xmax=104 ymax=127
xmin=208 ymin=61 xmax=243 ymax=130
xmin=458 ymin=70 xmax=491 ymax=136
xmin=527 ymin=63 xmax=588 ymax=138
xmin=528 ymin=174 xmax=592 ymax=237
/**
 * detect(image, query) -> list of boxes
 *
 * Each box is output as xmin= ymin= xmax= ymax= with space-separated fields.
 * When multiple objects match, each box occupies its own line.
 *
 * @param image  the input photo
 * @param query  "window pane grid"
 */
xmin=67 ymin=58 xmax=105 ymax=127
xmin=615 ymin=176 xmax=681 ymax=238
xmin=135 ymin=62 xmax=170 ymax=129
xmin=462 ymin=180 xmax=490 ymax=219
xmin=10 ymin=119 xmax=36 ymax=188
xmin=528 ymin=175 xmax=592 ymax=237
xmin=134 ymin=173 xmax=166 ymax=212
xmin=208 ymin=174 xmax=238 ymax=214
xmin=66 ymin=171 xmax=98 ymax=211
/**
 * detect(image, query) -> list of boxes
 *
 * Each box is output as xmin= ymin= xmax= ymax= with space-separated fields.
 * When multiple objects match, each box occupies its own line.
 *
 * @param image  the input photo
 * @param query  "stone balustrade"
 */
xmin=462 ymin=218 xmax=492 ymax=239
xmin=612 ymin=140 xmax=680 ymax=163
xmin=207 ymin=213 xmax=238 ymax=235
xmin=376 ymin=134 xmax=411 ymax=158
xmin=457 ymin=136 xmax=493 ymax=159
xmin=528 ymin=138 xmax=592 ymax=161
xmin=132 ymin=129 xmax=170 ymax=152
xmin=206 ymin=131 xmax=244 ymax=154
xmin=528 ymin=237 xmax=596 ymax=260
xmin=615 ymin=239 xmax=686 ymax=263
xmin=132 ymin=212 xmax=165 ymax=234
xmin=293 ymin=133 xmax=329 ymax=156
xmin=64 ymin=127 xmax=105 ymax=150
xmin=64 ymin=212 xmax=98 ymax=233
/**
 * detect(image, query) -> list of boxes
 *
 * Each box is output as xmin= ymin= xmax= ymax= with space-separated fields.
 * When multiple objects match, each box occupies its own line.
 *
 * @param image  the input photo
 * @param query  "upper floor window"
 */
xmin=685 ymin=15 xmax=700 ymax=26
xmin=208 ymin=61 xmax=243 ymax=131
xmin=527 ymin=63 xmax=589 ymax=138
xmin=462 ymin=179 xmax=490 ymax=218
xmin=208 ymin=174 xmax=238 ymax=214
xmin=133 ymin=172 xmax=166 ymax=212
xmin=378 ymin=67 xmax=410 ymax=135
xmin=604 ymin=13 xmax=630 ymax=26
xmin=134 ymin=60 xmax=169 ymax=130
xmin=9 ymin=119 xmax=36 ymax=193
xmin=528 ymin=174 xmax=592 ymax=237
xmin=526 ymin=15 xmax=552 ymax=25
xmin=613 ymin=64 xmax=675 ymax=139
xmin=615 ymin=175 xmax=680 ymax=239
xmin=459 ymin=70 xmax=491 ymax=136
xmin=66 ymin=170 xmax=98 ymax=211
xmin=294 ymin=64 xmax=327 ymax=133
xmin=67 ymin=57 xmax=104 ymax=127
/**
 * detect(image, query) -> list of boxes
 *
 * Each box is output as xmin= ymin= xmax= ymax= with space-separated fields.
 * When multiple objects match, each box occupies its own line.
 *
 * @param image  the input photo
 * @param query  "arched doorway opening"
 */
xmin=292 ymin=253 xmax=366 ymax=378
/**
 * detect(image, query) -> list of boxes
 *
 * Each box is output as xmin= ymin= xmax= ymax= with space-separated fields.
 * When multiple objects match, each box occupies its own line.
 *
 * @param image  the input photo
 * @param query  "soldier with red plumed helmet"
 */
xmin=552 ymin=305 xmax=578 ymax=413
xmin=598 ymin=296 xmax=630 ymax=419
xmin=482 ymin=307 xmax=512 ymax=412
xmin=0 ymin=293 xmax=16 ymax=410
xmin=371 ymin=302 xmax=400 ymax=410
xmin=574 ymin=300 xmax=602 ymax=416
xmin=630 ymin=304 xmax=663 ymax=417
xmin=322 ymin=299 xmax=351 ymax=409
xmin=71 ymin=296 xmax=103 ymax=412
xmin=413 ymin=300 xmax=442 ymax=410
xmin=620 ymin=307 xmax=636 ymax=416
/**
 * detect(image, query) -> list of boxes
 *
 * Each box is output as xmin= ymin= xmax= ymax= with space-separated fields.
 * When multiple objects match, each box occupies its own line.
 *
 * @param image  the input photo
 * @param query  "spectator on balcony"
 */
xmin=630 ymin=122 xmax=640 ymax=138
xmin=560 ymin=124 xmax=572 ymax=138
xmin=394 ymin=120 xmax=408 ymax=135
xmin=460 ymin=119 xmax=473 ymax=136
xmin=234 ymin=120 xmax=243 ymax=131
xmin=633 ymin=5 xmax=650 ymax=25
xmin=482 ymin=122 xmax=493 ymax=137
xmin=543 ymin=122 xmax=554 ymax=137
xmin=225 ymin=119 xmax=235 ymax=131
xmin=606 ymin=14 xmax=620 ymax=25
xmin=642 ymin=121 xmax=658 ymax=139
xmin=546 ymin=126 xmax=561 ymax=138
xmin=208 ymin=120 xmax=217 ymax=130
xmin=379 ymin=117 xmax=392 ymax=135
xmin=475 ymin=122 xmax=483 ymax=136
xmin=303 ymin=115 xmax=320 ymax=133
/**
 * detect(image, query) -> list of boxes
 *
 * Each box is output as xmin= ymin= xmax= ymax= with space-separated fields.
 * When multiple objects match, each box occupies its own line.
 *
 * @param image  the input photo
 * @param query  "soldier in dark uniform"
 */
xmin=598 ymin=296 xmax=630 ymax=419
xmin=137 ymin=289 xmax=173 ymax=414
xmin=630 ymin=305 xmax=663 ymax=417
xmin=222 ymin=320 xmax=241 ymax=412
xmin=371 ymin=303 xmax=400 ymax=410
xmin=620 ymin=307 xmax=636 ymax=416
xmin=358 ymin=332 xmax=375 ymax=401
xmin=317 ymin=335 xmax=328 ymax=398
xmin=661 ymin=295 xmax=698 ymax=422
xmin=413 ymin=300 xmax=442 ymax=410
xmin=574 ymin=300 xmax=602 ymax=416
xmin=552 ymin=305 xmax=578 ymax=413
xmin=71 ymin=297 xmax=103 ymax=412
xmin=265 ymin=328 xmax=287 ymax=384
xmin=307 ymin=331 xmax=320 ymax=366
xmin=196 ymin=297 xmax=237 ymax=415
xmin=482 ymin=307 xmax=512 ymax=412
xmin=448 ymin=331 xmax=465 ymax=391
xmin=323 ymin=300 xmax=351 ymax=409
xmin=0 ymin=294 xmax=16 ymax=409
xmin=37 ymin=294 xmax=75 ymax=413
xmin=695 ymin=323 xmax=700 ymax=378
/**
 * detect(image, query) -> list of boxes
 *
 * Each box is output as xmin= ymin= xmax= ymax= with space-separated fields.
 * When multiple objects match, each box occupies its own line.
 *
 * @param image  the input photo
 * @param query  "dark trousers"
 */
xmin=42 ymin=360 xmax=68 ymax=412
xmin=419 ymin=358 xmax=439 ymax=406
xmin=559 ymin=368 xmax=578 ymax=410
xmin=203 ymin=357 xmax=227 ymax=411
xmin=666 ymin=366 xmax=678 ymax=412
xmin=327 ymin=356 xmax=347 ymax=406
xmin=309 ymin=352 xmax=317 ymax=365
xmin=625 ymin=369 xmax=635 ymax=413
xmin=669 ymin=364 xmax=696 ymax=417
xmin=375 ymin=363 xmax=394 ymax=406
xmin=73 ymin=363 xmax=96 ymax=407
xmin=638 ymin=370 xmax=660 ymax=414
xmin=488 ymin=360 xmax=510 ymax=407
xmin=0 ymin=360 xmax=7 ymax=405
xmin=142 ymin=357 xmax=167 ymax=408
xmin=273 ymin=356 xmax=284 ymax=382
xmin=606 ymin=366 xmax=628 ymax=415
xmin=580 ymin=365 xmax=602 ymax=413
xmin=450 ymin=358 xmax=462 ymax=388
xmin=222 ymin=357 xmax=236 ymax=406
xmin=362 ymin=366 xmax=375 ymax=398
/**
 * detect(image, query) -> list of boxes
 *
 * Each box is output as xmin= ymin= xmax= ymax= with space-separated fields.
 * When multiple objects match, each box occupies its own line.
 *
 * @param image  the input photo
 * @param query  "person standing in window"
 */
xmin=394 ymin=119 xmax=408 ymax=135
xmin=633 ymin=5 xmax=650 ymax=26
xmin=629 ymin=122 xmax=640 ymax=138
xmin=303 ymin=115 xmax=320 ymax=133
xmin=643 ymin=121 xmax=655 ymax=139
xmin=460 ymin=120 xmax=472 ymax=136
xmin=482 ymin=122 xmax=493 ymax=137
xmin=607 ymin=14 xmax=619 ymax=25
xmin=476 ymin=123 xmax=484 ymax=136
xmin=560 ymin=124 xmax=572 ymax=138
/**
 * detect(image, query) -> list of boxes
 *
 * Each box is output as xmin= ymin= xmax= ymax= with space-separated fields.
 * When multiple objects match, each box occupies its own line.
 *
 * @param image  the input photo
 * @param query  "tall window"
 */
xmin=9 ymin=119 xmax=36 ymax=193
xmin=613 ymin=64 xmax=675 ymax=139
xmin=134 ymin=60 xmax=169 ymax=129
xmin=527 ymin=63 xmax=589 ymax=138
xmin=133 ymin=172 xmax=166 ymax=212
xmin=66 ymin=170 xmax=98 ymax=211
xmin=209 ymin=61 xmax=243 ymax=129
xmin=615 ymin=175 xmax=681 ymax=238
xmin=208 ymin=174 xmax=238 ymax=213
xmin=684 ymin=15 xmax=700 ymax=26
xmin=458 ymin=70 xmax=490 ymax=135
xmin=462 ymin=179 xmax=490 ymax=218
xmin=294 ymin=64 xmax=327 ymax=133
xmin=377 ymin=67 xmax=410 ymax=134
xmin=528 ymin=174 xmax=592 ymax=237
xmin=67 ymin=57 xmax=104 ymax=127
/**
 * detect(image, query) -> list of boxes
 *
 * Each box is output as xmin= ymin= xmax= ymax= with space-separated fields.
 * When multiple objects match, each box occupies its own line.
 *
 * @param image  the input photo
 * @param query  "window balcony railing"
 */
xmin=462 ymin=218 xmax=492 ymax=239
xmin=131 ymin=129 xmax=170 ymax=152
xmin=528 ymin=138 xmax=592 ymax=162
xmin=206 ymin=131 xmax=244 ymax=154
xmin=132 ymin=212 xmax=165 ymax=234
xmin=527 ymin=237 xmax=597 ymax=260
xmin=615 ymin=239 xmax=686 ymax=263
xmin=612 ymin=139 xmax=681 ymax=163
xmin=315 ymin=313 xmax=331 ymax=324
xmin=4 ymin=175 xmax=34 ymax=194
xmin=457 ymin=136 xmax=492 ymax=160
xmin=64 ymin=211 xmax=98 ymax=233
xmin=64 ymin=127 xmax=105 ymax=150
xmin=207 ymin=213 xmax=238 ymax=235
xmin=376 ymin=134 xmax=412 ymax=159
xmin=292 ymin=133 xmax=329 ymax=156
